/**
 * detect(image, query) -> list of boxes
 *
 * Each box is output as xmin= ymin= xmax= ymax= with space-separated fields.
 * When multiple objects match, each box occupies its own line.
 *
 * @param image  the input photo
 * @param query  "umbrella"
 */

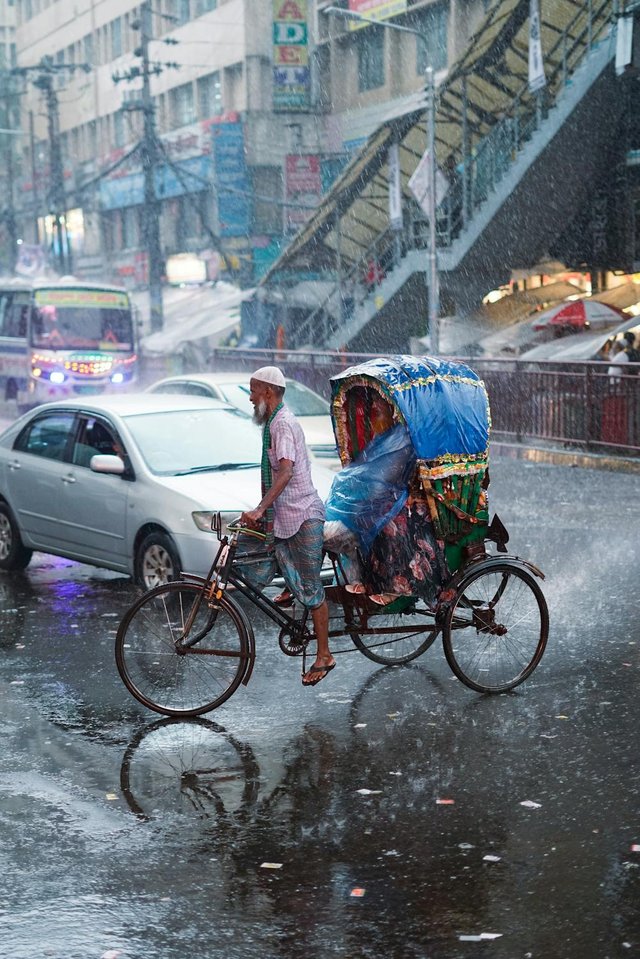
xmin=531 ymin=298 xmax=626 ymax=330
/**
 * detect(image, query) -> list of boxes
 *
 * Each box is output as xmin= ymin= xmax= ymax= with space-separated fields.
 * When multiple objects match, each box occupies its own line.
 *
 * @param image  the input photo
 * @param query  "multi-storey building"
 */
xmin=9 ymin=0 xmax=487 ymax=288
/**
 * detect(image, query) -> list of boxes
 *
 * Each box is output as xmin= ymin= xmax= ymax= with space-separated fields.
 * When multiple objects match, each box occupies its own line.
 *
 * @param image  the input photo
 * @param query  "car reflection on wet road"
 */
xmin=0 ymin=457 xmax=639 ymax=959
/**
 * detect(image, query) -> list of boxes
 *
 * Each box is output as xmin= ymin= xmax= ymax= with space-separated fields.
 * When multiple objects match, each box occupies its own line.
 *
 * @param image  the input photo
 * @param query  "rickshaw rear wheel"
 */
xmin=442 ymin=561 xmax=548 ymax=693
xmin=349 ymin=603 xmax=439 ymax=665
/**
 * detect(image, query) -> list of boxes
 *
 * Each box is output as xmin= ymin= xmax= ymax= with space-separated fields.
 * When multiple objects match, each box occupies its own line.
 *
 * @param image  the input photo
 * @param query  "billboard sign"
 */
xmin=285 ymin=154 xmax=321 ymax=230
xmin=347 ymin=0 xmax=407 ymax=28
xmin=273 ymin=0 xmax=310 ymax=111
xmin=211 ymin=121 xmax=251 ymax=237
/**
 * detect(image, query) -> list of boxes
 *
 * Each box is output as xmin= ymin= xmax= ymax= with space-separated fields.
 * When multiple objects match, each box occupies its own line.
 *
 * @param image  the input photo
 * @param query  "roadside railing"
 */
xmin=199 ymin=348 xmax=640 ymax=457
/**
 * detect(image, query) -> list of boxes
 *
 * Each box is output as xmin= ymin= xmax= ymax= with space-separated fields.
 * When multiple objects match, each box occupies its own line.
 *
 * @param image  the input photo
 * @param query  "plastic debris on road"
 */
xmin=520 ymin=800 xmax=542 ymax=808
xmin=459 ymin=933 xmax=503 ymax=941
xmin=350 ymin=888 xmax=366 ymax=897
xmin=260 ymin=862 xmax=283 ymax=869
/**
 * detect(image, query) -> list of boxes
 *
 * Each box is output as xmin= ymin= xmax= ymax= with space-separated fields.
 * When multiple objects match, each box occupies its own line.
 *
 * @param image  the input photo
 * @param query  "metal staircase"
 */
xmin=289 ymin=0 xmax=620 ymax=352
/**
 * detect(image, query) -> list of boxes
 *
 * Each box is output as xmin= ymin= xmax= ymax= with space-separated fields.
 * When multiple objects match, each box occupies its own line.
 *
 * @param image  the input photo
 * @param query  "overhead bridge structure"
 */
xmin=257 ymin=0 xmax=624 ymax=354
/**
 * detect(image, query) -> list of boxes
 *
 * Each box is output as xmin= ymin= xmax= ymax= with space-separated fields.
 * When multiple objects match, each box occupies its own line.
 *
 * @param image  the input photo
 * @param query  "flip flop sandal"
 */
xmin=302 ymin=662 xmax=336 ymax=687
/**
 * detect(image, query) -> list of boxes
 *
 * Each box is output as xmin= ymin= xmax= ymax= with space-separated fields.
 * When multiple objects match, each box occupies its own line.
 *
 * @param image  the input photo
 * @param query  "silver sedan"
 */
xmin=0 ymin=394 xmax=334 ymax=588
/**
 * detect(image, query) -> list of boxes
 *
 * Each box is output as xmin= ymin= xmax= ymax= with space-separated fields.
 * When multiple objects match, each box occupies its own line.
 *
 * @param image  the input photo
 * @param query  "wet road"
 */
xmin=0 ymin=455 xmax=639 ymax=959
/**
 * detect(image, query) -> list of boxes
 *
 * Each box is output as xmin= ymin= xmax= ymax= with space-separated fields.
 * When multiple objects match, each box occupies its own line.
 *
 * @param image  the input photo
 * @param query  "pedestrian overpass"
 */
xmin=257 ymin=0 xmax=623 ymax=353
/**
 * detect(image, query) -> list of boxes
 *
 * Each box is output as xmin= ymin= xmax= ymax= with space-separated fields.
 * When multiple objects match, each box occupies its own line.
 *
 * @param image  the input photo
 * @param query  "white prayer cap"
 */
xmin=251 ymin=366 xmax=286 ymax=388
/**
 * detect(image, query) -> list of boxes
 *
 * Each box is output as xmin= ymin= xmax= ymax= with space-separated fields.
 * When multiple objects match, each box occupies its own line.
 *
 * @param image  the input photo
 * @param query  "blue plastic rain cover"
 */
xmin=325 ymin=423 xmax=416 ymax=554
xmin=331 ymin=355 xmax=489 ymax=460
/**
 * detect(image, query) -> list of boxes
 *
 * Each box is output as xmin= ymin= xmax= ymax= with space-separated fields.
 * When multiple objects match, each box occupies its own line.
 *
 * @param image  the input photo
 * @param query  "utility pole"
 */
xmin=139 ymin=1 xmax=163 ymax=333
xmin=0 ymin=71 xmax=21 ymax=273
xmin=13 ymin=57 xmax=91 ymax=276
xmin=35 ymin=71 xmax=71 ymax=274
xmin=114 ymin=1 xmax=178 ymax=332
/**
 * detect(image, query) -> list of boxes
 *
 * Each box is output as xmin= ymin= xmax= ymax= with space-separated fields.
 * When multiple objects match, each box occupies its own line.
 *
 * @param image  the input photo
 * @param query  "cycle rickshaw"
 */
xmin=116 ymin=355 xmax=549 ymax=717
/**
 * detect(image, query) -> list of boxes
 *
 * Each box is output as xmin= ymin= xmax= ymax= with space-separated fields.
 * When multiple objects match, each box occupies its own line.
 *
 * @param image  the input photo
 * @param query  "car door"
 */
xmin=61 ymin=414 xmax=130 ymax=568
xmin=5 ymin=410 xmax=78 ymax=550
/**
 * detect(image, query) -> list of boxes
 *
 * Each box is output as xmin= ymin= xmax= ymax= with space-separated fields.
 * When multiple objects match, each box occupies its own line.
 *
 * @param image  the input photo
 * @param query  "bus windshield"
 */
xmin=30 ymin=288 xmax=134 ymax=351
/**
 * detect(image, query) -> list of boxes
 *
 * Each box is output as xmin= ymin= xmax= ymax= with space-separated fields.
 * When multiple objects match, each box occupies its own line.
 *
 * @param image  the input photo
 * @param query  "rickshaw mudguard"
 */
xmin=447 ymin=553 xmax=546 ymax=592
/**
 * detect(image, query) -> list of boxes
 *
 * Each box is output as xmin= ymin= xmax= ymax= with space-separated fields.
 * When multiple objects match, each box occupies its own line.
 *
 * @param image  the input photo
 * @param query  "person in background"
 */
xmin=623 ymin=330 xmax=640 ymax=373
xmin=608 ymin=339 xmax=629 ymax=381
xmin=240 ymin=366 xmax=335 ymax=687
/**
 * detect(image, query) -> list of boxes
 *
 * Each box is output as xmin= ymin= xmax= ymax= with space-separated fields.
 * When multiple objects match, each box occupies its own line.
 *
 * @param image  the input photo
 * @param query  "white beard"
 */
xmin=252 ymin=399 xmax=268 ymax=426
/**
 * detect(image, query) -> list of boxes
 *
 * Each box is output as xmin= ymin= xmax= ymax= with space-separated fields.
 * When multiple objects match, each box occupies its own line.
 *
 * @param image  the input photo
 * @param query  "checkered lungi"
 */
xmin=275 ymin=518 xmax=325 ymax=610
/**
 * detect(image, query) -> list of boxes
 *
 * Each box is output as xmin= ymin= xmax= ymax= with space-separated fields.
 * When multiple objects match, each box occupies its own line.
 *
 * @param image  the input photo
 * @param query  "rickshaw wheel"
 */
xmin=349 ymin=602 xmax=439 ymax=665
xmin=442 ymin=560 xmax=548 ymax=693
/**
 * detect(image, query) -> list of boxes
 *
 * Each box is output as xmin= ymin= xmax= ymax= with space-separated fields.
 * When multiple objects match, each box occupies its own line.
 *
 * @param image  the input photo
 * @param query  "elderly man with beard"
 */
xmin=240 ymin=366 xmax=335 ymax=687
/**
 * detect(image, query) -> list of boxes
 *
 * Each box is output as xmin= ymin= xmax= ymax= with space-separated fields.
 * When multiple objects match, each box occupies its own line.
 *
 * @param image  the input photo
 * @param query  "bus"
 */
xmin=0 ymin=277 xmax=138 ymax=411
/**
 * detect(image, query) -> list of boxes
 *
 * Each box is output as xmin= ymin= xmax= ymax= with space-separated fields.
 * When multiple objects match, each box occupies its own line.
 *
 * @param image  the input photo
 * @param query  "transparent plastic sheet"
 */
xmin=325 ymin=423 xmax=416 ymax=555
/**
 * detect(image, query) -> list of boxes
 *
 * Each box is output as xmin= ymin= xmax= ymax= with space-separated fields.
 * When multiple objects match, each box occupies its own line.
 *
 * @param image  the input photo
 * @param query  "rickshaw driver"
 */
xmin=240 ymin=366 xmax=335 ymax=687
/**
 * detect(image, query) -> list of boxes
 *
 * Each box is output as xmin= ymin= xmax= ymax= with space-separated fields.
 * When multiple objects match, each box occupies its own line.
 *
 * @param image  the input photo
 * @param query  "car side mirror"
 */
xmin=90 ymin=454 xmax=126 ymax=475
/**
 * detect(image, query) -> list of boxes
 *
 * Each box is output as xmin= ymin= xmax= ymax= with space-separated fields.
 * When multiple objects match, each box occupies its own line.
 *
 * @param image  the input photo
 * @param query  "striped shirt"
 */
xmin=268 ymin=405 xmax=325 ymax=539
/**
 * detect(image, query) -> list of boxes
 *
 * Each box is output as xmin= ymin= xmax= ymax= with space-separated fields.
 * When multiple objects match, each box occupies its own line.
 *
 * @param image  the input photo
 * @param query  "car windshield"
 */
xmin=124 ymin=407 xmax=261 ymax=475
xmin=30 ymin=288 xmax=134 ymax=351
xmin=220 ymin=380 xmax=330 ymax=417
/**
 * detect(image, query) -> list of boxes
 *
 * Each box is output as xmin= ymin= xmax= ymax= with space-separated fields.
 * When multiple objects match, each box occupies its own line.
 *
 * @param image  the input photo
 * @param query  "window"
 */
xmin=15 ymin=412 xmax=77 ymax=462
xmin=114 ymin=110 xmax=126 ymax=148
xmin=194 ymin=0 xmax=217 ymax=14
xmin=111 ymin=17 xmax=122 ymax=59
xmin=357 ymin=27 xmax=384 ymax=92
xmin=84 ymin=33 xmax=94 ymax=66
xmin=169 ymin=82 xmax=196 ymax=127
xmin=0 ymin=293 xmax=28 ymax=338
xmin=413 ymin=3 xmax=449 ymax=75
xmin=197 ymin=72 xmax=222 ymax=119
xmin=176 ymin=0 xmax=190 ymax=25
xmin=72 ymin=416 xmax=123 ymax=467
xmin=121 ymin=207 xmax=139 ymax=250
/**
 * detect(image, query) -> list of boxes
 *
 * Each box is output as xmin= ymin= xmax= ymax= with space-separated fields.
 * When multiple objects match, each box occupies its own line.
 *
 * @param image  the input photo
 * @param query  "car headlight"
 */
xmin=192 ymin=511 xmax=216 ymax=532
xmin=192 ymin=511 xmax=241 ymax=533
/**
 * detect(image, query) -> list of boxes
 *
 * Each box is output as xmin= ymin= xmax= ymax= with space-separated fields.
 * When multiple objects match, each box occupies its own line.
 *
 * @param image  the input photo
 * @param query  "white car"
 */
xmin=146 ymin=371 xmax=339 ymax=463
xmin=0 ymin=394 xmax=335 ymax=589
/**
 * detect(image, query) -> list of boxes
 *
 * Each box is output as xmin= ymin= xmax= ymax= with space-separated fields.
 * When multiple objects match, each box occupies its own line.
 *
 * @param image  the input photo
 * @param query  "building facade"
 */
xmin=7 ymin=0 xmax=487 ymax=288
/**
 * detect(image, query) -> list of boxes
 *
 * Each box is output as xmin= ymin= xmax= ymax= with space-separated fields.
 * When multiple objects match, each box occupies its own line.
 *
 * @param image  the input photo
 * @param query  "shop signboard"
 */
xmin=211 ymin=121 xmax=251 ymax=236
xmin=273 ymin=0 xmax=310 ymax=111
xmin=99 ymin=155 xmax=212 ymax=210
xmin=347 ymin=0 xmax=407 ymax=28
xmin=155 ymin=155 xmax=211 ymax=200
xmin=285 ymin=154 xmax=321 ymax=231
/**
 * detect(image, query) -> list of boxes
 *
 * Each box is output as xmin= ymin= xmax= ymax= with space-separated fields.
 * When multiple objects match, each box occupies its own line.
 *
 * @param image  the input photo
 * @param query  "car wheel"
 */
xmin=135 ymin=531 xmax=181 ymax=589
xmin=0 ymin=502 xmax=33 ymax=572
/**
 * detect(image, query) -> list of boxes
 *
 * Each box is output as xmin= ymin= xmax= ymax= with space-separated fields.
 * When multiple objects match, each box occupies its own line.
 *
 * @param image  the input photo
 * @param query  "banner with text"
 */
xmin=285 ymin=154 xmax=321 ymax=230
xmin=348 ymin=0 xmax=407 ymax=29
xmin=273 ymin=0 xmax=310 ymax=112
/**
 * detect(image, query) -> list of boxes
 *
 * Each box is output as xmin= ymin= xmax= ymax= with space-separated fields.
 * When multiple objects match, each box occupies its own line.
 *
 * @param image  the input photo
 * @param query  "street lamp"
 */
xmin=322 ymin=5 xmax=440 ymax=353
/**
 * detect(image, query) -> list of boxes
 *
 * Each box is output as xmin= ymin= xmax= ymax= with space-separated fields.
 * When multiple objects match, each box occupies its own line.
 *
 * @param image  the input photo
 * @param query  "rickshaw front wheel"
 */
xmin=442 ymin=561 xmax=548 ymax=693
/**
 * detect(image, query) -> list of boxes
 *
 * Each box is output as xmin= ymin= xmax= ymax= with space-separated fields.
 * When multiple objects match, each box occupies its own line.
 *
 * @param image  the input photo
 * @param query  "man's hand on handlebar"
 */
xmin=240 ymin=507 xmax=264 ymax=529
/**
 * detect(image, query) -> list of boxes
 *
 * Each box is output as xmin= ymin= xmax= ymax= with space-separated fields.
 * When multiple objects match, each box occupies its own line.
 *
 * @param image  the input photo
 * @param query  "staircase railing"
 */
xmin=290 ymin=0 xmax=617 ymax=349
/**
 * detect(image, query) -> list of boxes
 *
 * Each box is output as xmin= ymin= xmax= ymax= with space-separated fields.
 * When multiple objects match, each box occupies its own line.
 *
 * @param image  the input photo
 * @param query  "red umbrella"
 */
xmin=531 ymin=299 xmax=626 ymax=330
